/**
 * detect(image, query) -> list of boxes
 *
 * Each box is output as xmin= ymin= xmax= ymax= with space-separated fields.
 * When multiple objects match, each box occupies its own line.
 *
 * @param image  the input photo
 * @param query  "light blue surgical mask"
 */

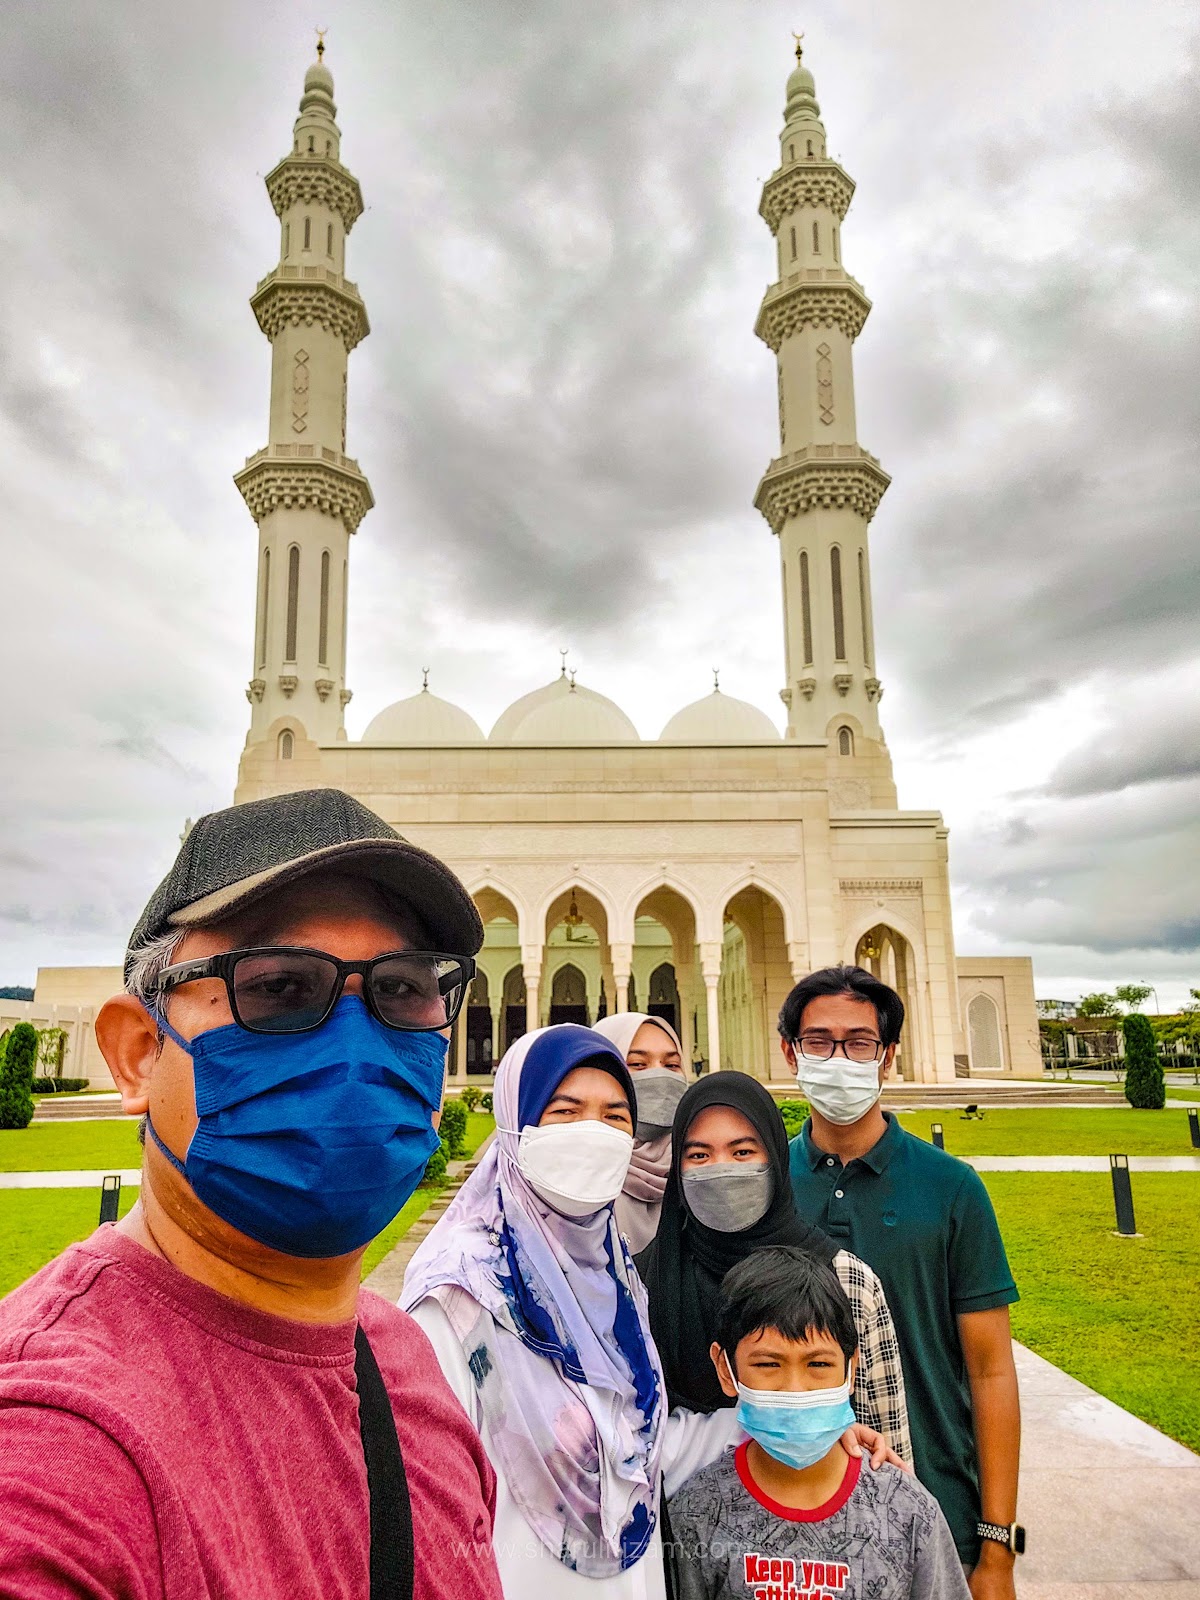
xmin=147 ymin=995 xmax=445 ymax=1258
xmin=734 ymin=1366 xmax=856 ymax=1470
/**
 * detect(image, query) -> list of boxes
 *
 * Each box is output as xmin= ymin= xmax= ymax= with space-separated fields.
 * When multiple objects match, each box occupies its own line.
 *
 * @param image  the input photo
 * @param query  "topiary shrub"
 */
xmin=480 ymin=1091 xmax=493 ymax=1114
xmin=1123 ymin=1014 xmax=1164 ymax=1109
xmin=777 ymin=1099 xmax=811 ymax=1141
xmin=439 ymin=1098 xmax=468 ymax=1160
xmin=33 ymin=1076 xmax=91 ymax=1094
xmin=0 ymin=1021 xmax=38 ymax=1130
xmin=460 ymin=1084 xmax=483 ymax=1113
xmin=421 ymin=1136 xmax=449 ymax=1187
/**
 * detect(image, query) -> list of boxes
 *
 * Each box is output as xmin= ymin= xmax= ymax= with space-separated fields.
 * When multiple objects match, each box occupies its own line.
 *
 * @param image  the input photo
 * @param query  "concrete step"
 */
xmin=33 ymin=1096 xmax=125 ymax=1122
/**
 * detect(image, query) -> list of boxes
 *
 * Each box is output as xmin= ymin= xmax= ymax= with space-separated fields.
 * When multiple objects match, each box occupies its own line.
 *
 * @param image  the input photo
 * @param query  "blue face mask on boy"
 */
xmin=147 ymin=995 xmax=445 ymax=1259
xmin=733 ymin=1364 xmax=857 ymax=1470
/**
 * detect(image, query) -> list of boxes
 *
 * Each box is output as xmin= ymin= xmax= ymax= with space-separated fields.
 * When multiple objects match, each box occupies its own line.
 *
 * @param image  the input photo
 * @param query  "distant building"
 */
xmin=1037 ymin=999 xmax=1076 ymax=1020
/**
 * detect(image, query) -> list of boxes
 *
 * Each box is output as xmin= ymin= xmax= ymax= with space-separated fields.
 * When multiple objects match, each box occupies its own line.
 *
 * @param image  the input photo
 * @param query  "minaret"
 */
xmin=235 ymin=40 xmax=373 ymax=748
xmin=753 ymin=38 xmax=889 ymax=746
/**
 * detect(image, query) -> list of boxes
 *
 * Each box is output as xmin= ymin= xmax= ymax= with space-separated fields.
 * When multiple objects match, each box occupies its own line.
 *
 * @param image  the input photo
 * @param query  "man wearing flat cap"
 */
xmin=0 ymin=789 xmax=504 ymax=1600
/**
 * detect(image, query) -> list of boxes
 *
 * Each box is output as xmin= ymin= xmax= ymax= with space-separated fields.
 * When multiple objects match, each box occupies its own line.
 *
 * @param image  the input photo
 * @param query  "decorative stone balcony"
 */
xmin=759 ymin=160 xmax=856 ymax=231
xmin=251 ymin=266 xmax=369 ymax=351
xmin=754 ymin=271 xmax=872 ymax=350
xmin=754 ymin=444 xmax=891 ymax=534
xmin=265 ymin=155 xmax=364 ymax=231
xmin=234 ymin=443 xmax=375 ymax=534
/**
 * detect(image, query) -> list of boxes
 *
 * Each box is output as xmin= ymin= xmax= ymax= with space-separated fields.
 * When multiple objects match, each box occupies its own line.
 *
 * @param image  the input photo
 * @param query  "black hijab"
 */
xmin=635 ymin=1070 xmax=838 ymax=1413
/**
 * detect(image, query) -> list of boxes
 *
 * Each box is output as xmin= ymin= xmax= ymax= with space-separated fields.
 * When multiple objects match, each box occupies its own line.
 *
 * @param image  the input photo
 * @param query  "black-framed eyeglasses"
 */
xmin=794 ymin=1033 xmax=885 ymax=1064
xmin=152 ymin=946 xmax=476 ymax=1035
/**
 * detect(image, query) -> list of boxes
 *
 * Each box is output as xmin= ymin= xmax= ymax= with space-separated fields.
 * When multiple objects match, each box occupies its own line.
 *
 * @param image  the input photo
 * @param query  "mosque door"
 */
xmin=466 ymin=972 xmax=493 ymax=1075
xmin=502 ymin=965 xmax=527 ymax=1055
xmin=549 ymin=964 xmax=590 ymax=1027
xmin=648 ymin=962 xmax=679 ymax=1037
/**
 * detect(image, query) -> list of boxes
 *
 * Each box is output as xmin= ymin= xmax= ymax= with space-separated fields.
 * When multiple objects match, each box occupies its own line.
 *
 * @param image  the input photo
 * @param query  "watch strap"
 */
xmin=977 ymin=1520 xmax=1024 ymax=1555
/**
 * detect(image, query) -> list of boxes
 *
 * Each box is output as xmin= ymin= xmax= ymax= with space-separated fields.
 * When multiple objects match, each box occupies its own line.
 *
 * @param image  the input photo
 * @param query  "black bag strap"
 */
xmin=355 ymin=1324 xmax=415 ymax=1600
xmin=660 ymin=1480 xmax=679 ymax=1600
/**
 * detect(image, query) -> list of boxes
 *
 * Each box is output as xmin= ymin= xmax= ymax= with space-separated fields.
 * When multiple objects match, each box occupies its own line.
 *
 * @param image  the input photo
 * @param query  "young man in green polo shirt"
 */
xmin=781 ymin=965 xmax=1022 ymax=1600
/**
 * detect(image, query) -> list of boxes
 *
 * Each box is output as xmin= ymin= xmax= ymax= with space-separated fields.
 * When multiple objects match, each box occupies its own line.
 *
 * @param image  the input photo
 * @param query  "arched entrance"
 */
xmin=719 ymin=885 xmax=791 ymax=1081
xmin=968 ymin=993 xmax=1004 ymax=1074
xmin=549 ymin=963 xmax=589 ymax=1026
xmin=471 ymin=884 xmax=522 ymax=1074
xmin=543 ymin=884 xmax=611 ymax=1030
xmin=855 ymin=924 xmax=917 ymax=1081
xmin=633 ymin=885 xmax=701 ymax=1069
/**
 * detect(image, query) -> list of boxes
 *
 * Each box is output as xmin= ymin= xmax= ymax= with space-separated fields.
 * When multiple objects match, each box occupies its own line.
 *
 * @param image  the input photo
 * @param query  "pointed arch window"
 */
xmin=307 ymin=135 xmax=314 ymax=153
xmin=283 ymin=222 xmax=290 ymax=257
xmin=832 ymin=228 xmax=839 ymax=264
xmin=285 ymin=546 xmax=300 ymax=662
xmin=788 ymin=143 xmax=795 ymax=161
xmin=326 ymin=222 xmax=333 ymax=257
xmin=257 ymin=549 xmax=270 ymax=670
xmin=318 ymin=551 xmax=331 ymax=666
xmin=858 ymin=550 xmax=874 ymax=670
xmin=789 ymin=225 xmax=797 ymax=261
xmin=806 ymin=138 xmax=814 ymax=156
xmin=303 ymin=216 xmax=311 ymax=250
xmin=838 ymin=726 xmax=854 ymax=756
xmin=831 ymin=547 xmax=846 ymax=660
xmin=812 ymin=221 xmax=820 ymax=254
xmin=279 ymin=730 xmax=294 ymax=760
xmin=799 ymin=551 xmax=813 ymax=667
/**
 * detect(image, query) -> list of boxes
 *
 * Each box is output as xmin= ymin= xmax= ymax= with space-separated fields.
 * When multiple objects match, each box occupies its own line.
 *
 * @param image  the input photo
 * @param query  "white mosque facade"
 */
xmin=213 ymin=42 xmax=1041 ymax=1087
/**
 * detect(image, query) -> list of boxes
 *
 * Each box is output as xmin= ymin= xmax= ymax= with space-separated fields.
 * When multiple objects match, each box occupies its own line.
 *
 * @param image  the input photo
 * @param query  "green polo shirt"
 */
xmin=788 ymin=1112 xmax=1018 ymax=1563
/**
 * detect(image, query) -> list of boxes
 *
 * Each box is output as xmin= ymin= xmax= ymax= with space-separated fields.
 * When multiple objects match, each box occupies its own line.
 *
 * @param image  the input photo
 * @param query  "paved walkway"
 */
xmin=1014 ymin=1342 xmax=1200 ymax=1597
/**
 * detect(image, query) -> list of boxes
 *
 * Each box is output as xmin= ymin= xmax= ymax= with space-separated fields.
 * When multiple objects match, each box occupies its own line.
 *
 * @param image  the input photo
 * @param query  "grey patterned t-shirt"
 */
xmin=668 ymin=1444 xmax=969 ymax=1600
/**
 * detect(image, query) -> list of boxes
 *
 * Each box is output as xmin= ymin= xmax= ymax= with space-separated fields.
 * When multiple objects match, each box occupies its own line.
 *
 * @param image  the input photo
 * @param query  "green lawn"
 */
xmin=0 ymin=1120 xmax=144 ymax=1173
xmin=0 ymin=1186 xmax=139 ymax=1297
xmin=0 ymin=1115 xmax=494 ymax=1297
xmin=896 ymin=1107 xmax=1199 ymax=1156
xmin=984 ymin=1173 xmax=1200 ymax=1454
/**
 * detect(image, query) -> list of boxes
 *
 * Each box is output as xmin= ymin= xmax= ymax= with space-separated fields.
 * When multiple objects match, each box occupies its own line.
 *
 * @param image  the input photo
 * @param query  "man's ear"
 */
xmin=710 ymin=1340 xmax=739 ymax=1400
xmin=779 ymin=1036 xmax=797 ymax=1073
xmin=879 ymin=1042 xmax=897 ymax=1084
xmin=848 ymin=1351 xmax=859 ymax=1394
xmin=95 ymin=995 xmax=160 ymax=1115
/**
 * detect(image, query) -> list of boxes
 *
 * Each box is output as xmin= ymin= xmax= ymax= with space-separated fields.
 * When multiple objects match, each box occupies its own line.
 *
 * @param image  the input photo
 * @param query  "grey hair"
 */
xmin=125 ymin=927 xmax=184 ymax=1012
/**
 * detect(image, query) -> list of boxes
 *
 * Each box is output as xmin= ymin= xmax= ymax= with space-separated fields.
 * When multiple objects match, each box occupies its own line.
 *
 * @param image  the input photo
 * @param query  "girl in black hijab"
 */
xmin=636 ymin=1071 xmax=912 ymax=1457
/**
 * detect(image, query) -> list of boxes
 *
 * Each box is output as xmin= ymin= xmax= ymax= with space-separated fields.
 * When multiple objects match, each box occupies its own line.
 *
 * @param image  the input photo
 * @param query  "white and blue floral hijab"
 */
xmin=402 ymin=1025 xmax=665 ymax=1577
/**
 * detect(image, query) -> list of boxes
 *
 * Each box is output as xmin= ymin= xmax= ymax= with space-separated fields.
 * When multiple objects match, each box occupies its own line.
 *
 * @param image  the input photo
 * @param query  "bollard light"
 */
xmin=99 ymin=1174 xmax=121 ymax=1226
xmin=1188 ymin=1109 xmax=1200 ymax=1150
xmin=931 ymin=1123 xmax=945 ymax=1150
xmin=1109 ymin=1154 xmax=1138 ymax=1237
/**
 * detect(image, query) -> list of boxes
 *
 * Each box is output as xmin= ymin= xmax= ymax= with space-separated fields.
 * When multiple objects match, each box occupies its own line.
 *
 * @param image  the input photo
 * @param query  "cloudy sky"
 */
xmin=1 ymin=0 xmax=1196 ymax=1006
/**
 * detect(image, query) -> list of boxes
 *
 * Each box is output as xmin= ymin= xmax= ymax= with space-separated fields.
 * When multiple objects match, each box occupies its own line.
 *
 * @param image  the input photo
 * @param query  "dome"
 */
xmin=659 ymin=689 xmax=781 ymax=744
xmin=489 ymin=675 xmax=640 ymax=745
xmin=362 ymin=688 xmax=485 ymax=745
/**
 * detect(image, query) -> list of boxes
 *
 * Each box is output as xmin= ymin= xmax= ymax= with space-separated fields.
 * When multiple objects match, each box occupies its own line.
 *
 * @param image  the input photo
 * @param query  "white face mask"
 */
xmin=515 ymin=1121 xmax=635 ymax=1217
xmin=794 ymin=1054 xmax=883 ymax=1125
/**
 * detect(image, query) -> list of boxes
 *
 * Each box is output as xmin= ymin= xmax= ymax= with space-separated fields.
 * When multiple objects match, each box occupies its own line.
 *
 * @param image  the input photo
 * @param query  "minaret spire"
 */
xmin=235 ymin=45 xmax=373 ymax=753
xmin=753 ymin=39 xmax=889 ymax=748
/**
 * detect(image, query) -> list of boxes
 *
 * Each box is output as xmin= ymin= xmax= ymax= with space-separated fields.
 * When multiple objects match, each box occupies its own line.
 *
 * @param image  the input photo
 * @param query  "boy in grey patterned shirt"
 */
xmin=669 ymin=1248 xmax=967 ymax=1600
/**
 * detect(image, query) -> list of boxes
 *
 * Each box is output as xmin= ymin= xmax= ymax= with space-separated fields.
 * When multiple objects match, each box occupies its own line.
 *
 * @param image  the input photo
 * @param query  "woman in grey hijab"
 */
xmin=592 ymin=1013 xmax=687 ymax=1252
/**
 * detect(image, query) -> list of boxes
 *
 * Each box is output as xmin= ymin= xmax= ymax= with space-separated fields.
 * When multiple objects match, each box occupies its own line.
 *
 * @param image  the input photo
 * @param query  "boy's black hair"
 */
xmin=777 ymin=964 xmax=904 ymax=1048
xmin=716 ymin=1246 xmax=859 ymax=1372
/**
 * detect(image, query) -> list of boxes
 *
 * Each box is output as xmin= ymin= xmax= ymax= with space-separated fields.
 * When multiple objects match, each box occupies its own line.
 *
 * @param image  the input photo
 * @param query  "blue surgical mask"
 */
xmin=147 ymin=995 xmax=445 ymax=1258
xmin=734 ymin=1368 xmax=856 ymax=1470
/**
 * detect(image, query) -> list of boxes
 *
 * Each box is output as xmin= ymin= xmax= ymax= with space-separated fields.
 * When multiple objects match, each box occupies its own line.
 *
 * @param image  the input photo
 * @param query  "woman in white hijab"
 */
xmin=592 ymin=1014 xmax=687 ymax=1252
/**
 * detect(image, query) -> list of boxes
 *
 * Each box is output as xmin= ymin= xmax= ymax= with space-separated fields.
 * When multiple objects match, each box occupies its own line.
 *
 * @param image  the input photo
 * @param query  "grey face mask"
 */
xmin=682 ymin=1162 xmax=773 ymax=1232
xmin=633 ymin=1067 xmax=688 ymax=1140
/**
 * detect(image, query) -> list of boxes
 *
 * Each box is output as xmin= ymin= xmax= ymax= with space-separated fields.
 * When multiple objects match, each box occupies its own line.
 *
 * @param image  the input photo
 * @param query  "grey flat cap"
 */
xmin=125 ymin=788 xmax=482 ymax=976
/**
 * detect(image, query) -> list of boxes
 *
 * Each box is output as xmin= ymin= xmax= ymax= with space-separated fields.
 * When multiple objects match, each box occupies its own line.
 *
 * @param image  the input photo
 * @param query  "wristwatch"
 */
xmin=977 ymin=1521 xmax=1025 ymax=1555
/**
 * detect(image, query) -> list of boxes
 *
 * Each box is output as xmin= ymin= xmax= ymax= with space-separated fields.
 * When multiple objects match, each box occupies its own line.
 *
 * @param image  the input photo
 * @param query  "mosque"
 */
xmin=11 ymin=38 xmax=1041 ymax=1087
